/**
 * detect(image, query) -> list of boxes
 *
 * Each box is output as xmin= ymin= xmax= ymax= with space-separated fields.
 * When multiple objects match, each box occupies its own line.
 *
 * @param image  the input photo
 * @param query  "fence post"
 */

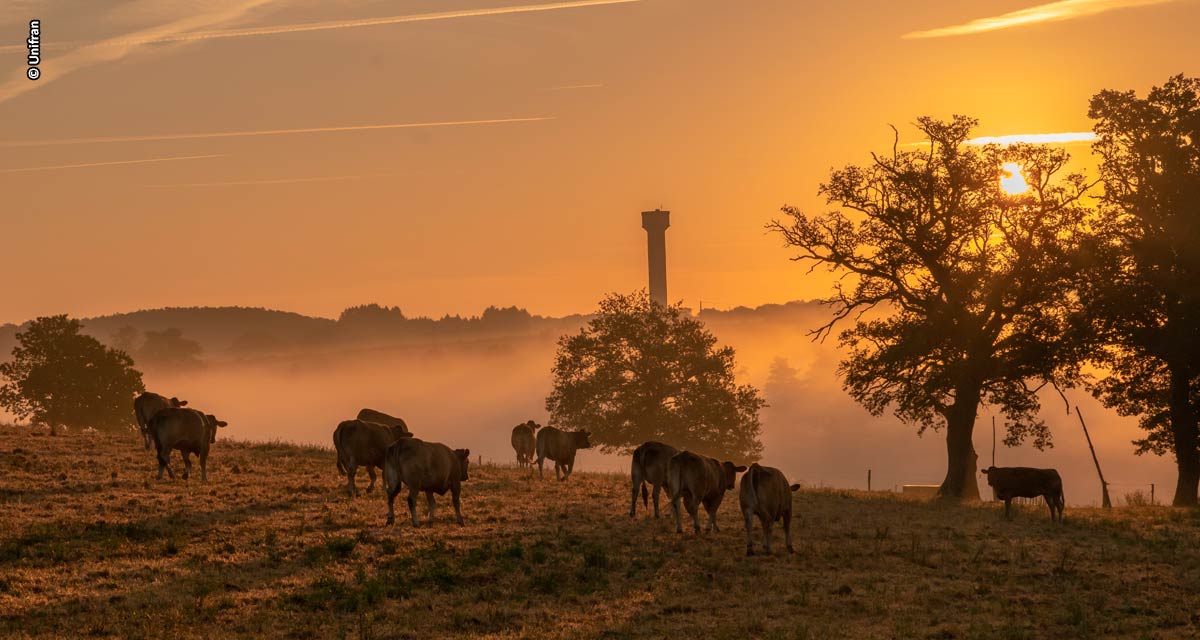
xmin=1151 ymin=483 xmax=1155 ymax=506
xmin=867 ymin=469 xmax=872 ymax=492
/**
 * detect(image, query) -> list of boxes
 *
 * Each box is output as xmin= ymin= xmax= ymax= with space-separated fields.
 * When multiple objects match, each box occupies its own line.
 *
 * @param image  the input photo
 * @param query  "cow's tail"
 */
xmin=333 ymin=427 xmax=347 ymax=476
xmin=631 ymin=447 xmax=648 ymax=507
xmin=666 ymin=457 xmax=681 ymax=500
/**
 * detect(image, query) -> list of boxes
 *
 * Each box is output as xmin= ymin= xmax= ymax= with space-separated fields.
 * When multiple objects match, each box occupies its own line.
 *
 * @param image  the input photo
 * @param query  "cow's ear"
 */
xmin=734 ymin=465 xmax=748 ymax=473
xmin=980 ymin=467 xmax=991 ymax=475
xmin=790 ymin=484 xmax=802 ymax=492
xmin=457 ymin=448 xmax=470 ymax=459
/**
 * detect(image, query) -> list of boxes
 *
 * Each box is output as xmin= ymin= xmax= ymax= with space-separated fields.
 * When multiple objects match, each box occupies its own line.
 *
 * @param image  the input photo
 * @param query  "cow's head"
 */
xmin=980 ymin=466 xmax=996 ymax=486
xmin=455 ymin=448 xmax=471 ymax=481
xmin=389 ymin=425 xmax=413 ymax=441
xmin=205 ymin=414 xmax=228 ymax=443
xmin=573 ymin=430 xmax=593 ymax=449
xmin=526 ymin=420 xmax=541 ymax=431
xmin=170 ymin=397 xmax=188 ymax=408
xmin=722 ymin=461 xmax=748 ymax=490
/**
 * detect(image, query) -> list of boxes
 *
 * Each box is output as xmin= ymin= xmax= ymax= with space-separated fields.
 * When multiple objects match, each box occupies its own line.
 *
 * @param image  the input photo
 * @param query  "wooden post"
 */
xmin=991 ymin=416 xmax=996 ymax=468
xmin=867 ymin=469 xmax=872 ymax=492
xmin=1075 ymin=406 xmax=1111 ymax=509
xmin=1151 ymin=483 xmax=1155 ymax=506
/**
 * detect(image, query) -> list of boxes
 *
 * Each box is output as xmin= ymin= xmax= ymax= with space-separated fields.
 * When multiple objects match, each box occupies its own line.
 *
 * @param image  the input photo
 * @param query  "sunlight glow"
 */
xmin=1001 ymin=163 xmax=1030 ymax=195
xmin=967 ymin=132 xmax=1096 ymax=146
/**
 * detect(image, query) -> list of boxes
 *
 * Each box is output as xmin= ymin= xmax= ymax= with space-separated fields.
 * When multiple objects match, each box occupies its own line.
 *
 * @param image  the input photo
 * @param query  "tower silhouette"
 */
xmin=641 ymin=209 xmax=670 ymax=306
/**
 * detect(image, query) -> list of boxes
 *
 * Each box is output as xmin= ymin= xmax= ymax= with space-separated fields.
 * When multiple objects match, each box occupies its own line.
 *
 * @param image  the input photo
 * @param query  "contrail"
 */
xmin=543 ymin=83 xmax=604 ymax=90
xmin=0 ymin=117 xmax=553 ymax=148
xmin=0 ymin=0 xmax=642 ymax=52
xmin=144 ymin=174 xmax=393 ymax=188
xmin=0 ymin=154 xmax=224 ymax=173
xmin=903 ymin=0 xmax=1178 ymax=39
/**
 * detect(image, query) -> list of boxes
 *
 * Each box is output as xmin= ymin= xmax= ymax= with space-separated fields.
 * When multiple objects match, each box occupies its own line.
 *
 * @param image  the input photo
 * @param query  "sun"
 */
xmin=1000 ymin=162 xmax=1029 ymax=195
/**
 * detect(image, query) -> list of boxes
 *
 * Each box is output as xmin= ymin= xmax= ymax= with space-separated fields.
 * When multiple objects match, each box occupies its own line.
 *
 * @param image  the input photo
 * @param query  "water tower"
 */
xmin=641 ymin=209 xmax=670 ymax=306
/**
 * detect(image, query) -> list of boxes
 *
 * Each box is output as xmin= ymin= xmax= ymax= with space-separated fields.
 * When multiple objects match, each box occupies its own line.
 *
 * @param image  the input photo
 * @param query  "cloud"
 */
xmin=0 ymin=0 xmax=276 ymax=105
xmin=903 ymin=0 xmax=1178 ymax=39
xmin=0 ymin=117 xmax=553 ymax=148
xmin=966 ymin=132 xmax=1096 ymax=145
xmin=0 ymin=154 xmax=223 ymax=173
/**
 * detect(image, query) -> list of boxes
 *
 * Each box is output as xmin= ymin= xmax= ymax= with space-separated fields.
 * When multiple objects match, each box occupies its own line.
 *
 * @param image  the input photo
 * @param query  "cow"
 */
xmin=133 ymin=392 xmax=187 ymax=450
xmin=333 ymin=419 xmax=412 ymax=497
xmin=981 ymin=466 xmax=1065 ymax=522
xmin=667 ymin=451 xmax=746 ymax=534
xmin=383 ymin=437 xmax=470 ymax=527
xmin=511 ymin=420 xmax=540 ymax=469
xmin=629 ymin=441 xmax=678 ymax=518
xmin=148 ymin=408 xmax=228 ymax=481
xmin=356 ymin=408 xmax=411 ymax=435
xmin=739 ymin=463 xmax=801 ymax=555
xmin=535 ymin=426 xmax=592 ymax=481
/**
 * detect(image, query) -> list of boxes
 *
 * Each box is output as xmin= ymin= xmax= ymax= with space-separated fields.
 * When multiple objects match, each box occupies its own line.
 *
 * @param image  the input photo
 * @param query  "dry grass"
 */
xmin=1 ymin=425 xmax=1199 ymax=639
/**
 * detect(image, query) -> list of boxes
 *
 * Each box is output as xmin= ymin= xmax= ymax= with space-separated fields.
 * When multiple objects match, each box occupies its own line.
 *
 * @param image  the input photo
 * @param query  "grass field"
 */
xmin=1 ymin=425 xmax=1199 ymax=639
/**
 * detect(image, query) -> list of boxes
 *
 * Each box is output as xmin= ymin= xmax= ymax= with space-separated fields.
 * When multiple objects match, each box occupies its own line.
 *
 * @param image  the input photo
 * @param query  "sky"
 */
xmin=2 ymin=0 xmax=1199 ymax=324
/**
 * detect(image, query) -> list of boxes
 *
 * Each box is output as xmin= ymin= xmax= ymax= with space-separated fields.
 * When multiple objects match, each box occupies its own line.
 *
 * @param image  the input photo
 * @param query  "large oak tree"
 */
xmin=770 ymin=116 xmax=1090 ymax=498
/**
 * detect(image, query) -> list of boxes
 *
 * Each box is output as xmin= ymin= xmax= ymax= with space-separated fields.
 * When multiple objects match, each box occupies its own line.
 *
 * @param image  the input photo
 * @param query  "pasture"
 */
xmin=1 ymin=425 xmax=1198 ymax=639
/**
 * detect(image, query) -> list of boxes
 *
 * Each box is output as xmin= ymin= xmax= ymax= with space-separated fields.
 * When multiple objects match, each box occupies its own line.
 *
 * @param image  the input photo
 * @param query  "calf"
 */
xmin=629 ymin=441 xmax=678 ymax=518
xmin=149 ymin=408 xmax=227 ymax=481
xmin=134 ymin=392 xmax=187 ymax=450
xmin=333 ymin=419 xmax=411 ymax=497
xmin=739 ymin=463 xmax=801 ymax=555
xmin=535 ymin=427 xmax=592 ymax=481
xmin=356 ymin=408 xmax=410 ymax=435
xmin=667 ymin=451 xmax=746 ymax=534
xmin=981 ymin=466 xmax=1064 ymax=522
xmin=383 ymin=437 xmax=470 ymax=527
xmin=511 ymin=420 xmax=540 ymax=469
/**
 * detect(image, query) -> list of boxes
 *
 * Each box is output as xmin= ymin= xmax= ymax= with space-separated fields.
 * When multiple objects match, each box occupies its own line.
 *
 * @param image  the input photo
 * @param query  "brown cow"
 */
xmin=667 ymin=451 xmax=746 ymax=534
xmin=511 ymin=420 xmax=540 ymax=469
xmin=535 ymin=427 xmax=592 ymax=481
xmin=383 ymin=437 xmax=470 ymax=527
xmin=981 ymin=466 xmax=1065 ymax=522
xmin=333 ymin=419 xmax=411 ymax=497
xmin=148 ymin=408 xmax=228 ymax=481
xmin=739 ymin=463 xmax=801 ymax=555
xmin=630 ymin=441 xmax=678 ymax=518
xmin=356 ymin=408 xmax=411 ymax=435
xmin=134 ymin=392 xmax=187 ymax=450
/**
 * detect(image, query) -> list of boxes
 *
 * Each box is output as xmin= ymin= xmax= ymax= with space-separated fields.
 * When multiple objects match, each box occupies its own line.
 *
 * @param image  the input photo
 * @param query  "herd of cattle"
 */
xmin=133 ymin=390 xmax=1069 ymax=557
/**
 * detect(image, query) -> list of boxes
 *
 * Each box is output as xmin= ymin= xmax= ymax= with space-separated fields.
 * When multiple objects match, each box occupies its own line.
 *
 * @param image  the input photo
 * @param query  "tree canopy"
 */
xmin=545 ymin=291 xmax=764 ymax=462
xmin=770 ymin=116 xmax=1091 ymax=498
xmin=1081 ymin=74 xmax=1200 ymax=505
xmin=0 ymin=315 xmax=144 ymax=434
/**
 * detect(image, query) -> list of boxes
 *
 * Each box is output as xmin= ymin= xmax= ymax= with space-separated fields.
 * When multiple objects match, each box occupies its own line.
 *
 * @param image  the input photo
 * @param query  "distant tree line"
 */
xmin=771 ymin=75 xmax=1200 ymax=505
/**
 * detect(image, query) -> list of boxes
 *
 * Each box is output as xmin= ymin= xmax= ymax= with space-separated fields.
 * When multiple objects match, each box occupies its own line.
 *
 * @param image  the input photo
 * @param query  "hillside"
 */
xmin=1 ymin=426 xmax=1199 ymax=639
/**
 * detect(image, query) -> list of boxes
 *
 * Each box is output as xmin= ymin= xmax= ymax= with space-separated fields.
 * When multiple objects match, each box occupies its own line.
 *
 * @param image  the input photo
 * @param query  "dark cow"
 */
xmin=148 ymin=408 xmax=228 ymax=481
xmin=981 ymin=466 xmax=1065 ymax=522
xmin=535 ymin=427 xmax=592 ymax=481
xmin=667 ymin=451 xmax=746 ymax=534
xmin=383 ymin=437 xmax=470 ymax=527
xmin=511 ymin=420 xmax=540 ymax=469
xmin=630 ymin=441 xmax=678 ymax=518
xmin=134 ymin=392 xmax=187 ymax=450
xmin=739 ymin=463 xmax=801 ymax=555
xmin=333 ymin=419 xmax=412 ymax=497
xmin=356 ymin=408 xmax=411 ymax=435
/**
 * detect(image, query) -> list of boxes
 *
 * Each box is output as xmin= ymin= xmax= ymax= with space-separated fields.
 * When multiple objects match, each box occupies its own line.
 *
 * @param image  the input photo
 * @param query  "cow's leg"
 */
xmin=199 ymin=450 xmax=208 ymax=482
xmin=762 ymin=516 xmax=775 ymax=555
xmin=346 ymin=461 xmax=358 ymax=498
xmin=743 ymin=507 xmax=756 ymax=556
xmin=1044 ymin=495 xmax=1055 ymax=521
xmin=630 ymin=474 xmax=642 ymax=518
xmin=783 ymin=510 xmax=795 ymax=554
xmin=452 ymin=485 xmax=464 ymax=525
xmin=686 ymin=494 xmax=702 ymax=534
xmin=425 ymin=491 xmax=437 ymax=526
xmin=671 ymin=491 xmax=683 ymax=533
xmin=565 ymin=460 xmax=574 ymax=480
xmin=1004 ymin=498 xmax=1012 ymax=519
xmin=555 ymin=461 xmax=563 ymax=481
xmin=536 ymin=454 xmax=545 ymax=479
xmin=365 ymin=466 xmax=377 ymax=493
xmin=653 ymin=483 xmax=664 ymax=518
xmin=181 ymin=452 xmax=192 ymax=481
xmin=385 ymin=485 xmax=398 ymax=525
xmin=407 ymin=486 xmax=421 ymax=528
xmin=157 ymin=448 xmax=172 ymax=480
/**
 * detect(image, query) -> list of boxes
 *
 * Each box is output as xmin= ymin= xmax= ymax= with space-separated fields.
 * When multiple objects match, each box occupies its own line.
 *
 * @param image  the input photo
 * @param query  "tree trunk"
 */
xmin=938 ymin=380 xmax=982 ymax=500
xmin=1167 ymin=363 xmax=1200 ymax=506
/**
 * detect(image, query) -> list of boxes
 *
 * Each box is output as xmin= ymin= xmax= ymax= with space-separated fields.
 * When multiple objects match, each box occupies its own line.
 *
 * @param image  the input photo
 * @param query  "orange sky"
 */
xmin=2 ymin=0 xmax=1198 ymax=323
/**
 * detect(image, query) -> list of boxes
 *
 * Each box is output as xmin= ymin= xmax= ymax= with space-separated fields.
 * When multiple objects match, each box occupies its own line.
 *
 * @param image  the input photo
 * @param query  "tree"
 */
xmin=1082 ymin=75 xmax=1200 ymax=505
xmin=0 ymin=315 xmax=145 ymax=434
xmin=769 ymin=116 xmax=1091 ymax=499
xmin=137 ymin=327 xmax=204 ymax=370
xmin=545 ymin=291 xmax=765 ymax=462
